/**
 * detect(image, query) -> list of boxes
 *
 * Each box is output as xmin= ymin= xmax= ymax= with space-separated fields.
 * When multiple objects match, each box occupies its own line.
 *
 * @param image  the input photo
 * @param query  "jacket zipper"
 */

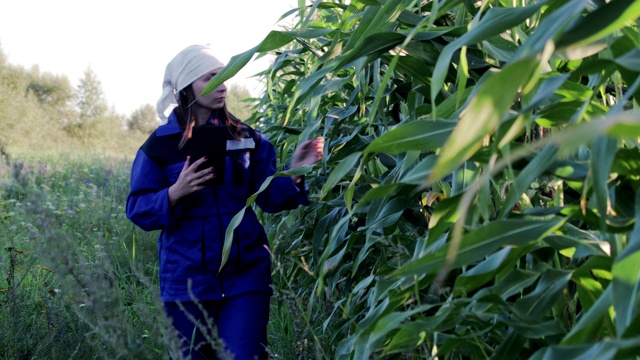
xmin=200 ymin=221 xmax=206 ymax=272
xmin=212 ymin=185 xmax=226 ymax=297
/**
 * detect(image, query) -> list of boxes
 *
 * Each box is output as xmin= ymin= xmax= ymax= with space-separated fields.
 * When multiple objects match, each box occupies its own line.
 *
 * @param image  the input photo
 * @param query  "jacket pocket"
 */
xmin=234 ymin=216 xmax=270 ymax=272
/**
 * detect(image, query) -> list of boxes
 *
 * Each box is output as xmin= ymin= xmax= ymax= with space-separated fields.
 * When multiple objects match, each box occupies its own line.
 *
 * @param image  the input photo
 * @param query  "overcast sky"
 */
xmin=0 ymin=0 xmax=301 ymax=115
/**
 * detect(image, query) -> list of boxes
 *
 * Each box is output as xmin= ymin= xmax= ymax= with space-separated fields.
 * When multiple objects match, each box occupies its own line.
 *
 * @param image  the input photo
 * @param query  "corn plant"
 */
xmin=206 ymin=0 xmax=640 ymax=358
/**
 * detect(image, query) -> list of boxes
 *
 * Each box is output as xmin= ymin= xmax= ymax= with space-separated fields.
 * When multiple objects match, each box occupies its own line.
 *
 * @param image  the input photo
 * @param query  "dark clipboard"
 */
xmin=189 ymin=124 xmax=228 ymax=186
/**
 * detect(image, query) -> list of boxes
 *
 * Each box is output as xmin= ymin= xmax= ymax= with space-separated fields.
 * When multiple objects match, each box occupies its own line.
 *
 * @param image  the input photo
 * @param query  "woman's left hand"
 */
xmin=291 ymin=136 xmax=325 ymax=169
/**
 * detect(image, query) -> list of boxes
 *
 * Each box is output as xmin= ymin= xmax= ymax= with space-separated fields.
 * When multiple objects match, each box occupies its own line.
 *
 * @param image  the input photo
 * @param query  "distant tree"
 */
xmin=0 ymin=60 xmax=74 ymax=151
xmin=226 ymin=83 xmax=255 ymax=121
xmin=0 ymin=44 xmax=6 ymax=65
xmin=27 ymin=70 xmax=70 ymax=105
xmin=70 ymin=66 xmax=108 ymax=140
xmin=0 ymin=56 xmax=27 ymax=93
xmin=76 ymin=66 xmax=107 ymax=122
xmin=0 ymin=52 xmax=32 ymax=147
xmin=26 ymin=67 xmax=77 ymax=125
xmin=127 ymin=104 xmax=159 ymax=134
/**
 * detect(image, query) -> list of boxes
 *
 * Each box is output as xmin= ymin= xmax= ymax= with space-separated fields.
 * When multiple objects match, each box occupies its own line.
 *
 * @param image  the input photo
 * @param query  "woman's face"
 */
xmin=191 ymin=67 xmax=226 ymax=110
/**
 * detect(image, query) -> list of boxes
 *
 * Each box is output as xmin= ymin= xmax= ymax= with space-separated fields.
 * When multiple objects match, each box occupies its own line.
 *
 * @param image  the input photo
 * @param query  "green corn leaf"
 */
xmin=351 ymin=233 xmax=380 ymax=276
xmin=337 ymin=32 xmax=406 ymax=68
xmin=320 ymin=214 xmax=351 ymax=274
xmin=365 ymin=196 xmax=414 ymax=229
xmin=571 ymin=256 xmax=611 ymax=315
xmin=393 ymin=218 xmax=565 ymax=279
xmin=429 ymin=56 xmax=539 ymax=184
xmin=550 ymin=112 xmax=640 ymax=157
xmin=431 ymin=2 xmax=546 ymax=101
xmin=312 ymin=207 xmax=344 ymax=260
xmin=397 ymin=155 xmax=437 ymax=185
xmin=491 ymin=329 xmax=526 ymax=360
xmin=220 ymin=207 xmax=247 ymax=272
xmin=354 ymin=305 xmax=434 ymax=359
xmin=512 ymin=0 xmax=589 ymax=61
xmin=203 ymin=29 xmax=330 ymax=95
xmin=454 ymin=246 xmax=529 ymax=295
xmin=202 ymin=45 xmax=259 ymax=95
xmin=591 ymin=136 xmax=618 ymax=231
xmin=342 ymin=0 xmax=406 ymax=53
xmin=503 ymin=319 xmax=567 ymax=338
xmin=556 ymin=0 xmax=640 ymax=49
xmin=514 ymin=268 xmax=572 ymax=316
xmin=611 ymin=148 xmax=640 ymax=177
xmin=357 ymin=184 xmax=401 ymax=206
xmin=520 ymin=74 xmax=570 ymax=113
xmin=612 ymin=250 xmax=640 ymax=336
xmin=364 ymin=119 xmax=457 ymax=155
xmin=619 ymin=191 xmax=640 ymax=261
xmin=219 ymin=166 xmax=310 ymax=272
xmin=562 ymin=286 xmax=613 ymax=345
xmin=427 ymin=194 xmax=462 ymax=243
xmin=319 ymin=151 xmax=362 ymax=200
xmin=499 ymin=145 xmax=560 ymax=218
xmin=473 ymin=269 xmax=540 ymax=305
xmin=614 ymin=48 xmax=640 ymax=72
xmin=545 ymin=235 xmax=610 ymax=259
xmin=530 ymin=341 xmax=619 ymax=360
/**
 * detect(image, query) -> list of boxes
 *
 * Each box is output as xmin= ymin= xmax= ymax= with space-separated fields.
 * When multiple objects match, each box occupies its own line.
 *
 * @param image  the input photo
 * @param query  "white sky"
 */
xmin=0 ymin=0 xmax=301 ymax=115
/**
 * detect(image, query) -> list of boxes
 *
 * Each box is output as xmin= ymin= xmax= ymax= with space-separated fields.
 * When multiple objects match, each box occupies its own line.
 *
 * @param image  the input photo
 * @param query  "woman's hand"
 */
xmin=291 ymin=136 xmax=325 ymax=169
xmin=168 ymin=156 xmax=215 ymax=207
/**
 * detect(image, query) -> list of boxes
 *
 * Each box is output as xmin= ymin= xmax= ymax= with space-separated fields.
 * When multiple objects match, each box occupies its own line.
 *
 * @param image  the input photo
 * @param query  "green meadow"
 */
xmin=0 ymin=151 xmax=165 ymax=358
xmin=0 ymin=148 xmax=316 ymax=360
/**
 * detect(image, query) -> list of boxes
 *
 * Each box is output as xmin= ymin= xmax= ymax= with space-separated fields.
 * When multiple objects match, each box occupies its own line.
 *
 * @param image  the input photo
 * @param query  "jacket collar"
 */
xmin=156 ymin=112 xmax=181 ymax=136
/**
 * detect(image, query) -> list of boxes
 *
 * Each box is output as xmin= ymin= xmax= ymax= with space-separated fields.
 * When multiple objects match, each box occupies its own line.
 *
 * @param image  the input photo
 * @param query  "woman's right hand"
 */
xmin=168 ymin=156 xmax=215 ymax=207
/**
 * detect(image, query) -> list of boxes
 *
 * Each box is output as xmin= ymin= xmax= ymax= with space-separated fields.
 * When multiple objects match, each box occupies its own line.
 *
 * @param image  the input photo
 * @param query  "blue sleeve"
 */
xmin=126 ymin=149 xmax=184 ymax=231
xmin=253 ymin=135 xmax=310 ymax=213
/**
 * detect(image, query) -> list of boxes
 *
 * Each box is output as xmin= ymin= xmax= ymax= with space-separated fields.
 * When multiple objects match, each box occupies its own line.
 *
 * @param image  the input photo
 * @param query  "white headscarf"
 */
xmin=156 ymin=44 xmax=225 ymax=124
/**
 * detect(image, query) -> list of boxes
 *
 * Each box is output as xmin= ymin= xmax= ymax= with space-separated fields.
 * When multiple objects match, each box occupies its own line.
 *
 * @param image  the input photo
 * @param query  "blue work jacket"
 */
xmin=126 ymin=113 xmax=308 ymax=302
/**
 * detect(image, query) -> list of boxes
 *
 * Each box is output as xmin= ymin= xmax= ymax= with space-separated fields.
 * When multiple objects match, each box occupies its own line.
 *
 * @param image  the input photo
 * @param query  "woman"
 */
xmin=126 ymin=44 xmax=324 ymax=359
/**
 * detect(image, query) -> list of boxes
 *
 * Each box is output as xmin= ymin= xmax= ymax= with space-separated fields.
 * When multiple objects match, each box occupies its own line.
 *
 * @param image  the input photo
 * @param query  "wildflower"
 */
xmin=36 ymin=264 xmax=54 ymax=273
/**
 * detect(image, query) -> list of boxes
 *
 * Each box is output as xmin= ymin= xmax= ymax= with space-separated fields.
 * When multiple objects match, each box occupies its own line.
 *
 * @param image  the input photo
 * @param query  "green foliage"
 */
xmin=211 ymin=0 xmax=640 ymax=358
xmin=0 ymin=51 xmax=147 ymax=156
xmin=69 ymin=67 xmax=109 ymax=141
xmin=226 ymin=83 xmax=256 ymax=121
xmin=25 ymin=66 xmax=78 ymax=125
xmin=0 ymin=153 xmax=174 ymax=359
xmin=127 ymin=103 xmax=160 ymax=134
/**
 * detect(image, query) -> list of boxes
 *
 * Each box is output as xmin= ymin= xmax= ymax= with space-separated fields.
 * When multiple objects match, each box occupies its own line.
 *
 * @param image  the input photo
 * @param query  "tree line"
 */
xmin=0 ymin=46 xmax=254 ymax=155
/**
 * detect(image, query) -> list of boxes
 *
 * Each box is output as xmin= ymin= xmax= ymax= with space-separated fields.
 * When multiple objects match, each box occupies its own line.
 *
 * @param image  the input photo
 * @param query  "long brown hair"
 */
xmin=175 ymin=86 xmax=243 ymax=149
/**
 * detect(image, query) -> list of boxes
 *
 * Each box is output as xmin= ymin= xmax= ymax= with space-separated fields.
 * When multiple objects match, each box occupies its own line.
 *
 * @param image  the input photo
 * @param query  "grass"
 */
xmin=0 ymin=151 xmax=177 ymax=359
xmin=0 ymin=148 xmax=322 ymax=359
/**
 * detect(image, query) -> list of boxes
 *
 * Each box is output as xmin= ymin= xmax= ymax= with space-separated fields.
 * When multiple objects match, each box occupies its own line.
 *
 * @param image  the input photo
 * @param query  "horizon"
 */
xmin=0 ymin=0 xmax=301 ymax=116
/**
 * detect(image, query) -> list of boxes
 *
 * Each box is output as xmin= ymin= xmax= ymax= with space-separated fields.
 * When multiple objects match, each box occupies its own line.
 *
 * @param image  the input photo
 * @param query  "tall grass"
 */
xmin=0 ymin=151 xmax=174 ymax=359
xmin=0 ymin=149 xmax=319 ymax=359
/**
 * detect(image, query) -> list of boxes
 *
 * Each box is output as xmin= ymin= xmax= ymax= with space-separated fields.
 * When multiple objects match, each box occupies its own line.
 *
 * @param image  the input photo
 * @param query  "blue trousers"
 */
xmin=164 ymin=292 xmax=271 ymax=360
